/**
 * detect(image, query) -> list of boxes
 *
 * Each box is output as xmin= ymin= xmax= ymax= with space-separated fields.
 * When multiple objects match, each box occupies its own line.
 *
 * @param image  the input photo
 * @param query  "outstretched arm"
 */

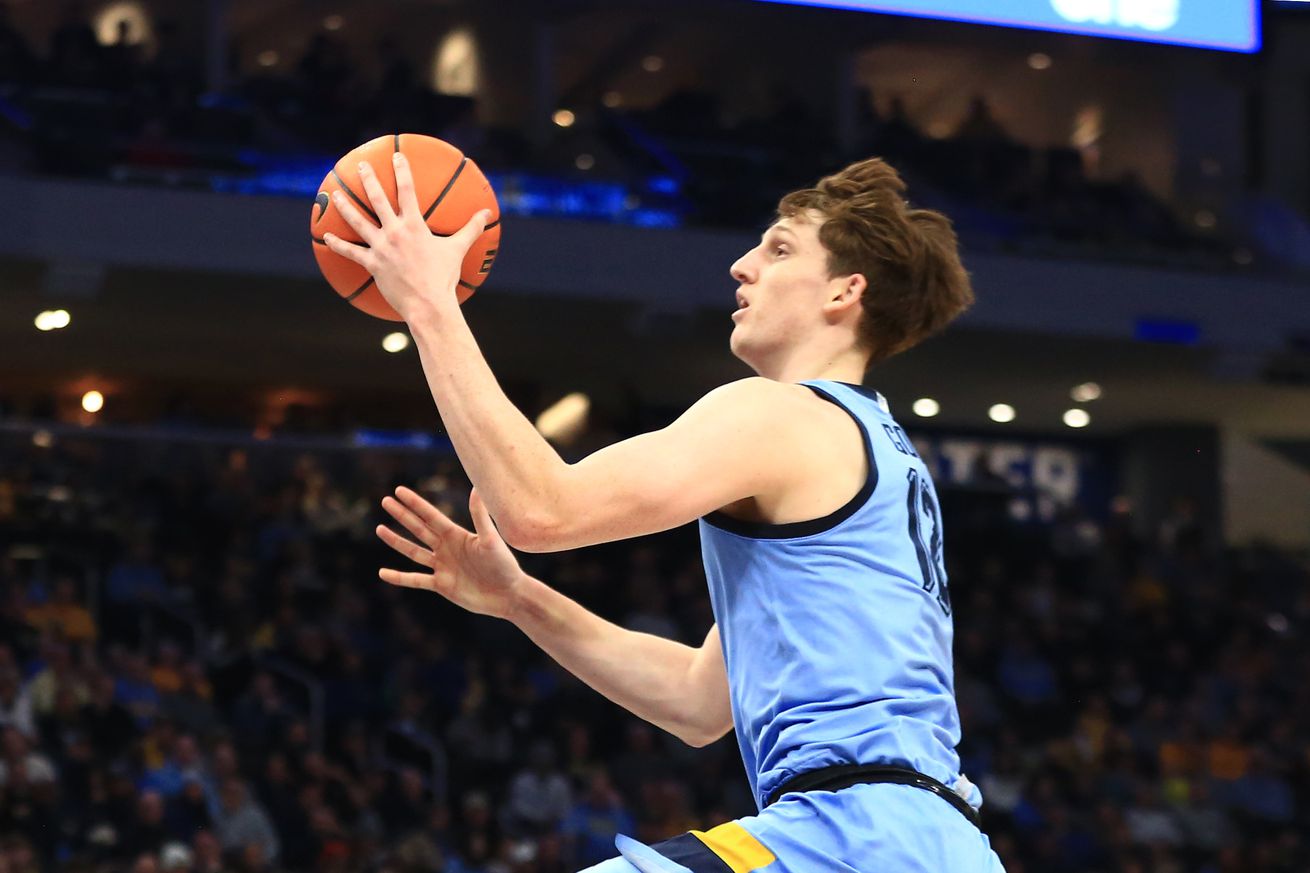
xmin=378 ymin=486 xmax=733 ymax=748
xmin=324 ymin=156 xmax=803 ymax=552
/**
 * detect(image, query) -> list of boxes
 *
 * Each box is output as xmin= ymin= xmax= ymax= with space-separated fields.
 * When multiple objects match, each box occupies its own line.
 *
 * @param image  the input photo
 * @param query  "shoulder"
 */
xmin=678 ymin=378 xmax=828 ymax=446
xmin=684 ymin=379 xmax=856 ymax=464
xmin=692 ymin=377 xmax=822 ymax=416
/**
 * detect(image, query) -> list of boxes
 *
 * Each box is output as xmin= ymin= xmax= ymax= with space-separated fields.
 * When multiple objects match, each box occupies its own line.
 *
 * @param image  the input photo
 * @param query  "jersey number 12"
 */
xmin=906 ymin=468 xmax=951 ymax=616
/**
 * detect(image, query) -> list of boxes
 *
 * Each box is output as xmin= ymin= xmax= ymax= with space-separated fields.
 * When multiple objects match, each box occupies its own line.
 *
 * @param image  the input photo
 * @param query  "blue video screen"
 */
xmin=755 ymin=0 xmax=1260 ymax=52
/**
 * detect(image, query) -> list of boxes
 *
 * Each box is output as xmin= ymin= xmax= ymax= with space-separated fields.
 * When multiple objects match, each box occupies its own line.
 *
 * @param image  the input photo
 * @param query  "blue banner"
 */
xmin=756 ymin=0 xmax=1260 ymax=52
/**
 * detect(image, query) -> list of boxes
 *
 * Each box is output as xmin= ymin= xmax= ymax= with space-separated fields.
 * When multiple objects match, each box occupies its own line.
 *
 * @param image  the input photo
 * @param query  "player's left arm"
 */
xmin=323 ymin=155 xmax=803 ymax=552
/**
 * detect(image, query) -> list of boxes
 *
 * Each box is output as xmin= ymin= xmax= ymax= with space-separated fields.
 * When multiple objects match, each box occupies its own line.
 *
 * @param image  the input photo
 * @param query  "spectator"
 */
xmin=161 ymin=660 xmax=218 ymax=736
xmin=502 ymin=740 xmax=571 ymax=837
xmin=561 ymin=769 xmax=635 ymax=870
xmin=82 ymin=669 xmax=138 ymax=761
xmin=0 ymin=726 xmax=56 ymax=788
xmin=191 ymin=829 xmax=229 ymax=873
xmin=214 ymin=779 xmax=280 ymax=864
xmin=0 ymin=670 xmax=35 ymax=739
xmin=165 ymin=777 xmax=214 ymax=842
xmin=140 ymin=732 xmax=206 ymax=798
xmin=116 ymin=652 xmax=163 ymax=728
xmin=119 ymin=790 xmax=171 ymax=860
xmin=26 ymin=639 xmax=91 ymax=718
xmin=106 ymin=539 xmax=169 ymax=608
xmin=1123 ymin=783 xmax=1184 ymax=848
xmin=23 ymin=576 xmax=97 ymax=645
xmin=150 ymin=642 xmax=187 ymax=696
xmin=1173 ymin=780 xmax=1235 ymax=851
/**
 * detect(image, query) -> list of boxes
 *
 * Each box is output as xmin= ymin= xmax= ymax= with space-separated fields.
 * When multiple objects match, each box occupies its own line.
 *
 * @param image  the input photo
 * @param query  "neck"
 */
xmin=755 ymin=342 xmax=869 ymax=385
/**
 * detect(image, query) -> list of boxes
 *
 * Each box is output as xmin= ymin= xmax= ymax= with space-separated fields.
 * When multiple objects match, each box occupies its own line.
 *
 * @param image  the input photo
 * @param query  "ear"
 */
xmin=824 ymin=273 xmax=867 ymax=318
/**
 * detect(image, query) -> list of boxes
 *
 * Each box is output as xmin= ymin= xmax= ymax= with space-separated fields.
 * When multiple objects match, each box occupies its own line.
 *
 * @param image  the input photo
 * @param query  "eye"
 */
xmin=772 ymin=244 xmax=788 ymax=258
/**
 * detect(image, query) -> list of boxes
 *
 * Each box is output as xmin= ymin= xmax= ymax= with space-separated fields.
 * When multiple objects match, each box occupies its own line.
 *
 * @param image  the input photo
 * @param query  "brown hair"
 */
xmin=778 ymin=157 xmax=973 ymax=367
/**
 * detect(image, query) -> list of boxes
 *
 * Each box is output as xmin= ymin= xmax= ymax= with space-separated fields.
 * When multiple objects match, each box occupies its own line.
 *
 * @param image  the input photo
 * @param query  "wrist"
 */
xmin=401 ymin=283 xmax=462 ymax=328
xmin=504 ymin=574 xmax=546 ymax=627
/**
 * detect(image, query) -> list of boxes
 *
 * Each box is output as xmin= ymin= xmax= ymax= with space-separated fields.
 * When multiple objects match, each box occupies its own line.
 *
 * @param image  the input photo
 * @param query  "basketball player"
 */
xmin=323 ymin=156 xmax=1006 ymax=871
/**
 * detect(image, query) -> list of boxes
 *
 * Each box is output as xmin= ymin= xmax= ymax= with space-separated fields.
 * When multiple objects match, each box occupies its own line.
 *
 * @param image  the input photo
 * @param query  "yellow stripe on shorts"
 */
xmin=690 ymin=822 xmax=776 ymax=873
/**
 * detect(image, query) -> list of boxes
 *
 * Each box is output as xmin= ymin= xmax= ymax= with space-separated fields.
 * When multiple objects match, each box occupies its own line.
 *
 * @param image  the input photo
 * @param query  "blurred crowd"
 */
xmin=1 ymin=425 xmax=1309 ymax=873
xmin=0 ymin=3 xmax=1242 ymax=263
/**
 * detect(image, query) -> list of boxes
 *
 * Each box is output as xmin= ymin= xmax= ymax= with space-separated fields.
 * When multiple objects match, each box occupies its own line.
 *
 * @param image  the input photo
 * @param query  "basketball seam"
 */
xmin=458 ymin=280 xmax=478 ymax=290
xmin=331 ymin=168 xmax=380 ymax=225
xmin=346 ymin=277 xmax=375 ymax=302
xmin=423 ymin=158 xmax=468 ymax=221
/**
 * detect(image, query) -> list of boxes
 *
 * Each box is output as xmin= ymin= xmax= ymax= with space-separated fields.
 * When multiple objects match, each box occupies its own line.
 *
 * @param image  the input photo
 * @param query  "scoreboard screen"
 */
xmin=754 ymin=1 xmax=1260 ymax=52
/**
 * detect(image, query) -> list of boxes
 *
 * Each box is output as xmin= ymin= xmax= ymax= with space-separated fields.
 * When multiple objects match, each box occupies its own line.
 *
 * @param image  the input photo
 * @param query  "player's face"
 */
xmin=728 ymin=213 xmax=837 ymax=371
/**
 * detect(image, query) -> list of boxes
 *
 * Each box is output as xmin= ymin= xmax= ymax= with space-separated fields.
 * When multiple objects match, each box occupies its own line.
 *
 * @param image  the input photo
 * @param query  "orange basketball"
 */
xmin=310 ymin=133 xmax=501 ymax=321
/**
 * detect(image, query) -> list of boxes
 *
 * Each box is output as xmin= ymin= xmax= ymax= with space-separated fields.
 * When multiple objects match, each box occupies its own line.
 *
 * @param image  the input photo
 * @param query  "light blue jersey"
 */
xmin=698 ymin=380 xmax=965 ymax=810
xmin=582 ymin=380 xmax=1005 ymax=873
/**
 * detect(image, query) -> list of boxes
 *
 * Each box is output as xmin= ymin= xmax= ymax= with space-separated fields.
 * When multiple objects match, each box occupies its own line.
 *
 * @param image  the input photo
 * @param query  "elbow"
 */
xmin=679 ymin=731 xmax=715 ymax=749
xmin=677 ymin=720 xmax=730 ymax=749
xmin=496 ymin=508 xmax=566 ymax=553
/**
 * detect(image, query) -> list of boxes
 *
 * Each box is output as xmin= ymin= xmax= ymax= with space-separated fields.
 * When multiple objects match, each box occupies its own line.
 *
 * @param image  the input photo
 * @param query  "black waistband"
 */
xmin=764 ymin=764 xmax=982 ymax=829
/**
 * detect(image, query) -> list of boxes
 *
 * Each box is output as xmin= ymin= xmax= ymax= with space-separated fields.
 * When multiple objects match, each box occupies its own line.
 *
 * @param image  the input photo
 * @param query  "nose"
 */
xmin=730 ymin=250 xmax=755 ymax=286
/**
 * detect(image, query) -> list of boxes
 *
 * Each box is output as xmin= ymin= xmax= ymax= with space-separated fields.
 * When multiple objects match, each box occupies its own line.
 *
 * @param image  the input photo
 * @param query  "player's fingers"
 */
xmin=394 ymin=486 xmax=465 ymax=537
xmin=380 ymin=567 xmax=455 ymax=596
xmin=329 ymin=190 xmax=382 ymax=245
xmin=392 ymin=152 xmax=421 ymax=219
xmin=453 ymin=209 xmax=492 ymax=248
xmin=381 ymin=495 xmax=440 ymax=547
xmin=356 ymin=161 xmax=397 ymax=224
xmin=321 ymin=233 xmax=376 ymax=271
xmin=375 ymin=524 xmax=435 ymax=568
xmin=379 ymin=567 xmax=438 ymax=591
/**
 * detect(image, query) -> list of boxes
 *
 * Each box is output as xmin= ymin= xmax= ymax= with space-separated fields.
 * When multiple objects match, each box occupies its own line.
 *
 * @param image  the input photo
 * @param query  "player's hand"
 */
xmin=322 ymin=154 xmax=490 ymax=323
xmin=376 ymin=486 xmax=527 ymax=620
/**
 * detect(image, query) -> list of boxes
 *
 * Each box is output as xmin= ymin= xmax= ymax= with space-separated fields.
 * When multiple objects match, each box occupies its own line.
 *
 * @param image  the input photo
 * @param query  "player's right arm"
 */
xmin=377 ymin=487 xmax=733 ymax=748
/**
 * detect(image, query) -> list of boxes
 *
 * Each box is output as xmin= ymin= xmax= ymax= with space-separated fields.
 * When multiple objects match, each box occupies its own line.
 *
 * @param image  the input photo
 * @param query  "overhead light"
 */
xmin=552 ymin=109 xmax=576 ymax=128
xmin=82 ymin=390 xmax=105 ymax=413
xmin=32 ymin=430 xmax=54 ymax=449
xmin=602 ymin=91 xmax=623 ymax=108
xmin=641 ymin=55 xmax=664 ymax=73
xmin=988 ymin=403 xmax=1016 ymax=424
xmin=575 ymin=153 xmax=595 ymax=171
xmin=35 ymin=309 xmax=71 ymax=331
xmin=93 ymin=2 xmax=152 ymax=46
xmin=1027 ymin=52 xmax=1052 ymax=70
xmin=535 ymin=392 xmax=590 ymax=445
xmin=323 ymin=14 xmax=344 ymax=31
xmin=912 ymin=398 xmax=940 ymax=418
xmin=1070 ymin=382 xmax=1102 ymax=403
xmin=432 ymin=28 xmax=478 ymax=96
xmin=381 ymin=332 xmax=410 ymax=353
xmin=1063 ymin=409 xmax=1091 ymax=429
xmin=1194 ymin=210 xmax=1217 ymax=229
xmin=257 ymin=50 xmax=279 ymax=67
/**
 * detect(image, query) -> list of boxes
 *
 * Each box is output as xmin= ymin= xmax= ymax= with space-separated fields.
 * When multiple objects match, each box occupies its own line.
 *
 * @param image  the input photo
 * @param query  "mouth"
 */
xmin=734 ymin=291 xmax=750 ymax=312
